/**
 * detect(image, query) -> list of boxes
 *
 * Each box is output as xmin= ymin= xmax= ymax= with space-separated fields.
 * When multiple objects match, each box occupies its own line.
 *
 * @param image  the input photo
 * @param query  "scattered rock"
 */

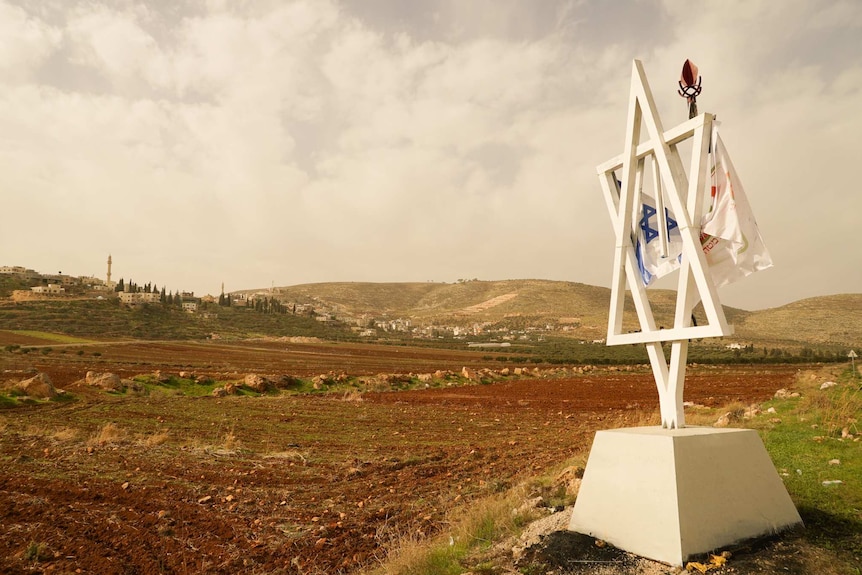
xmin=123 ymin=379 xmax=144 ymax=392
xmin=274 ymin=375 xmax=302 ymax=389
xmin=555 ymin=466 xmax=585 ymax=498
xmin=819 ymin=381 xmax=838 ymax=390
xmin=85 ymin=371 xmax=123 ymax=391
xmin=314 ymin=373 xmax=341 ymax=388
xmin=244 ymin=374 xmax=271 ymax=392
xmin=828 ymin=459 xmax=840 ymax=466
xmin=511 ymin=507 xmax=573 ymax=560
xmin=822 ymin=480 xmax=843 ymax=486
xmin=512 ymin=496 xmax=544 ymax=518
xmin=461 ymin=367 xmax=478 ymax=381
xmin=17 ymin=372 xmax=58 ymax=399
xmin=197 ymin=495 xmax=213 ymax=504
xmin=212 ymin=387 xmax=228 ymax=398
xmin=743 ymin=405 xmax=761 ymax=419
xmin=715 ymin=411 xmax=739 ymax=428
xmin=766 ymin=407 xmax=777 ymax=414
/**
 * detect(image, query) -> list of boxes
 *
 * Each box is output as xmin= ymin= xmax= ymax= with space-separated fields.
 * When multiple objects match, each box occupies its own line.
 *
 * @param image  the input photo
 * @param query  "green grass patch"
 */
xmin=727 ymin=366 xmax=862 ymax=567
xmin=754 ymin=369 xmax=862 ymax=525
xmin=0 ymin=394 xmax=19 ymax=409
xmin=11 ymin=330 xmax=97 ymax=344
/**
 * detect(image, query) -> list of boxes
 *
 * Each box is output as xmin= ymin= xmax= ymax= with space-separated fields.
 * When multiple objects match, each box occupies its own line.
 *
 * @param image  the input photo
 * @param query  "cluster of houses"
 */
xmin=2 ymin=265 xmax=113 ymax=301
xmin=333 ymin=313 xmax=557 ymax=342
xmin=1 ymin=265 xmax=207 ymax=312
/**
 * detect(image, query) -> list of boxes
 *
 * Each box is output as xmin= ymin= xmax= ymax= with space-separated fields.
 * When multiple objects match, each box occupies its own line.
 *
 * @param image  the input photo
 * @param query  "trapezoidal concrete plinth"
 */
xmin=568 ymin=426 xmax=802 ymax=566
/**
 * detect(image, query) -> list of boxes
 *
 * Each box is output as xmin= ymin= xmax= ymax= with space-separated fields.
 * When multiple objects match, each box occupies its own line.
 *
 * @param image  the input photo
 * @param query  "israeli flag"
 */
xmin=634 ymin=195 xmax=683 ymax=286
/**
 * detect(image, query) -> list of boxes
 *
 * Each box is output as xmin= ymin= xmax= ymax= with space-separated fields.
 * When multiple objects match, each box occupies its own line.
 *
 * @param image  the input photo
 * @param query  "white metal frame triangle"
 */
xmin=597 ymin=60 xmax=733 ymax=428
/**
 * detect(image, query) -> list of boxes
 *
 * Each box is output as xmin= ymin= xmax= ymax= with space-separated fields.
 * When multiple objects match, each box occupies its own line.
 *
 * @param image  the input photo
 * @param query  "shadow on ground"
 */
xmin=517 ymin=508 xmax=862 ymax=575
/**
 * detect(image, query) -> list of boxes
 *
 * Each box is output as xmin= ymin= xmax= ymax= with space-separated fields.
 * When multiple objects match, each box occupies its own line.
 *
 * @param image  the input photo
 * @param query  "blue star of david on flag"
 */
xmin=639 ymin=203 xmax=678 ymax=244
xmin=634 ymin=198 xmax=684 ymax=286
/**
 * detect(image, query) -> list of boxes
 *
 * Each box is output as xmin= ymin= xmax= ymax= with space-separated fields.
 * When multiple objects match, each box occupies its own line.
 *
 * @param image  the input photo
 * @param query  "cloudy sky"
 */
xmin=1 ymin=0 xmax=859 ymax=311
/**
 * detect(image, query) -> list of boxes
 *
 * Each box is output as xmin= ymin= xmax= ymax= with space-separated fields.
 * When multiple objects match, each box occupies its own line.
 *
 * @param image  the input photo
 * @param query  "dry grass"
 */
xmin=52 ymin=427 xmax=79 ymax=442
xmin=221 ymin=428 xmax=240 ymax=451
xmin=802 ymin=387 xmax=861 ymax=437
xmin=142 ymin=428 xmax=170 ymax=447
xmin=372 ymin=483 xmax=533 ymax=575
xmin=88 ymin=422 xmax=127 ymax=446
xmin=341 ymin=389 xmax=364 ymax=402
xmin=614 ymin=409 xmax=661 ymax=428
xmin=263 ymin=450 xmax=307 ymax=464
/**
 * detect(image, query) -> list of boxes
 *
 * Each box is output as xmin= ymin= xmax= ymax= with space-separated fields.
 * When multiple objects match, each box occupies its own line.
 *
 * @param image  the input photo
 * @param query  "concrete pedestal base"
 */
xmin=568 ymin=426 xmax=802 ymax=566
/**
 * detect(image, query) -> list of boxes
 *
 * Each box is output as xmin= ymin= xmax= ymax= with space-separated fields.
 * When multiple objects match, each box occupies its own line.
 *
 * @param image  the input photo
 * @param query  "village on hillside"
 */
xmin=1 ymin=261 xmax=604 ymax=344
xmin=0 ymin=262 xmax=759 ymax=349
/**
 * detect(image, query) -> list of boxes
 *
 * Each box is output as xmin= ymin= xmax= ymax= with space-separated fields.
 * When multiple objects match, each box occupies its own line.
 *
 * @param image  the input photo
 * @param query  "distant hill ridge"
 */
xmin=245 ymin=280 xmax=861 ymax=346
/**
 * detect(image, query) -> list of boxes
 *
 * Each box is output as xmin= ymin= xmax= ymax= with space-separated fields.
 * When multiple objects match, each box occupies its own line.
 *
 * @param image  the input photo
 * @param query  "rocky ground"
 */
xmin=0 ymin=343 xmax=811 ymax=574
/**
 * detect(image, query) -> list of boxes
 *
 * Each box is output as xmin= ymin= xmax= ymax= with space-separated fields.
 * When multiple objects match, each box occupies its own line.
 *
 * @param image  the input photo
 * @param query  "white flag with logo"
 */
xmin=700 ymin=130 xmax=773 ymax=287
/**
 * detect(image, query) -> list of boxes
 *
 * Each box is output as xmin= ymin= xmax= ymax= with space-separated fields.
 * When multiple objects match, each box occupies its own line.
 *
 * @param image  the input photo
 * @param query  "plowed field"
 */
xmin=0 ymin=340 xmax=801 ymax=574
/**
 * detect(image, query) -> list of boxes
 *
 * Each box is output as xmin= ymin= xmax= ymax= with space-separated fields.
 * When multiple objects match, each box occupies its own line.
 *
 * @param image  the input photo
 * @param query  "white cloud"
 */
xmin=0 ymin=0 xmax=859 ymax=307
xmin=0 ymin=2 xmax=61 ymax=81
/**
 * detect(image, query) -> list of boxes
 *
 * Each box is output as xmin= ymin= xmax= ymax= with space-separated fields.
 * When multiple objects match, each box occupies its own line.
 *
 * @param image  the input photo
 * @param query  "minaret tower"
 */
xmin=107 ymin=255 xmax=112 ymax=286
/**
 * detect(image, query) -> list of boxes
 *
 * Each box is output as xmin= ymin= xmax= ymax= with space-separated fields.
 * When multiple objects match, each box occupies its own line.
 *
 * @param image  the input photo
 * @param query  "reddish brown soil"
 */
xmin=0 ymin=343 xmax=800 ymax=575
xmin=3 ymin=339 xmax=514 ymax=387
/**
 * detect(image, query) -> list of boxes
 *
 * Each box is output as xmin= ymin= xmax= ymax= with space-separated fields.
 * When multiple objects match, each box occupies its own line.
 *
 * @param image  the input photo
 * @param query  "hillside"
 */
xmin=0 ymin=299 xmax=348 ymax=341
xmin=733 ymin=293 xmax=862 ymax=346
xmin=259 ymin=280 xmax=858 ymax=347
xmin=1 ymin=281 xmax=859 ymax=349
xmin=262 ymin=279 xmax=745 ymax=337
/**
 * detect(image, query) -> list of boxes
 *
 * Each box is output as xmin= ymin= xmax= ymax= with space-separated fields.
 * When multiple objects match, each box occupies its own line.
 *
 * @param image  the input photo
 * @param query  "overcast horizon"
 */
xmin=1 ymin=0 xmax=860 ymax=312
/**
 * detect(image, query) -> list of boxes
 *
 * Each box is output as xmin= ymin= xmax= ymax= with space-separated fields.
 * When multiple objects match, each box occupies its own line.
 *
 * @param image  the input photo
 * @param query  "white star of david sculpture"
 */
xmin=598 ymin=60 xmax=732 ymax=429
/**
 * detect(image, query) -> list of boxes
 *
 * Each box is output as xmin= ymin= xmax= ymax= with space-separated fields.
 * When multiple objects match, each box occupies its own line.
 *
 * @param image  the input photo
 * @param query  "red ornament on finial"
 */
xmin=678 ymin=59 xmax=702 ymax=119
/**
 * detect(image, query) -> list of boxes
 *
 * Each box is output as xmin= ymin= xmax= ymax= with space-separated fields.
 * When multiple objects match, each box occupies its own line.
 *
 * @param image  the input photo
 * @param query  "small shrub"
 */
xmin=24 ymin=541 xmax=51 ymax=562
xmin=341 ymin=390 xmax=364 ymax=402
xmin=88 ymin=422 xmax=126 ymax=446
xmin=222 ymin=429 xmax=240 ymax=451
xmin=143 ymin=429 xmax=170 ymax=447
xmin=53 ymin=427 xmax=79 ymax=442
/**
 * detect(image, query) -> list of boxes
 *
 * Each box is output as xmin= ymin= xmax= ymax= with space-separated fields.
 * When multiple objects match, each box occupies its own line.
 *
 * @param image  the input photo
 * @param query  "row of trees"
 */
xmin=114 ymin=277 xmax=190 ymax=307
xmin=114 ymin=277 xmax=293 ymax=315
xmin=217 ymin=293 xmax=290 ymax=314
xmin=113 ymin=278 xmax=160 ymax=294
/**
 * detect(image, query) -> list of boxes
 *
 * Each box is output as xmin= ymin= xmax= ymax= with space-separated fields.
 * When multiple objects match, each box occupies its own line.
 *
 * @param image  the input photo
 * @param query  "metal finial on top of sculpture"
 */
xmin=678 ymin=59 xmax=701 ymax=119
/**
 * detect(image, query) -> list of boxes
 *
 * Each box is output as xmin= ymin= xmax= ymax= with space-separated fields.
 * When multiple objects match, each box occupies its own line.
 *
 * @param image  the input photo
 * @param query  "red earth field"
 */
xmin=0 ymin=339 xmax=802 ymax=574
